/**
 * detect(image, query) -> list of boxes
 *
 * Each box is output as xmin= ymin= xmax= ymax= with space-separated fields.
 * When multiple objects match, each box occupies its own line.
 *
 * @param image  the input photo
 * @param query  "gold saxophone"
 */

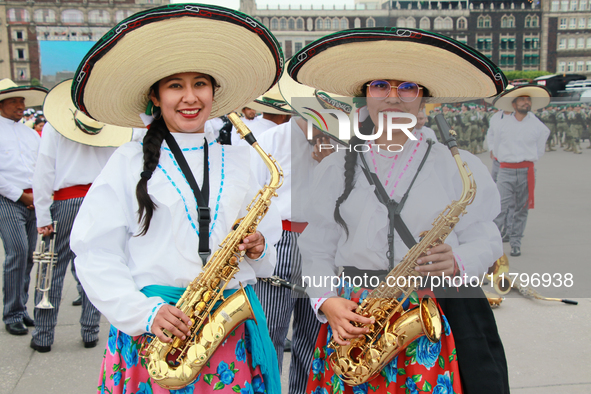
xmin=329 ymin=115 xmax=477 ymax=386
xmin=141 ymin=113 xmax=283 ymax=390
xmin=489 ymin=253 xmax=511 ymax=295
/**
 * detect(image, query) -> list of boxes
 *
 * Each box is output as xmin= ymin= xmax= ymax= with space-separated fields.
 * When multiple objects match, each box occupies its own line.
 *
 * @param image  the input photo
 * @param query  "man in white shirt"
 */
xmin=31 ymin=80 xmax=132 ymax=352
xmin=489 ymin=85 xmax=551 ymax=257
xmin=0 ymin=79 xmax=47 ymax=336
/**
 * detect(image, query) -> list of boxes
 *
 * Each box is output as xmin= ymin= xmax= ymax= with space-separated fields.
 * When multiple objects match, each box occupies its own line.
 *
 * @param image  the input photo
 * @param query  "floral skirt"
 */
xmin=306 ymin=286 xmax=463 ymax=394
xmin=99 ymin=323 xmax=266 ymax=394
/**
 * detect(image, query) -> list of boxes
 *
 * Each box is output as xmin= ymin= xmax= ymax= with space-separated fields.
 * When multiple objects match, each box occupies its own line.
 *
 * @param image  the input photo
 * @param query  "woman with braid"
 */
xmin=69 ymin=5 xmax=283 ymax=393
xmin=293 ymin=30 xmax=509 ymax=393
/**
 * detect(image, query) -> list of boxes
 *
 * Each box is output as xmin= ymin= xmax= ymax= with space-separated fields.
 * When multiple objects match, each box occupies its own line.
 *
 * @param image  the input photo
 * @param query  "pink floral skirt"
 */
xmin=99 ymin=323 xmax=266 ymax=394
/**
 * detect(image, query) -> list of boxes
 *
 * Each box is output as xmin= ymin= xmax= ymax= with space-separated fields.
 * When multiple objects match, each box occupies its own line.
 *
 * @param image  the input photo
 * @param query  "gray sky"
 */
xmin=170 ymin=0 xmax=357 ymax=10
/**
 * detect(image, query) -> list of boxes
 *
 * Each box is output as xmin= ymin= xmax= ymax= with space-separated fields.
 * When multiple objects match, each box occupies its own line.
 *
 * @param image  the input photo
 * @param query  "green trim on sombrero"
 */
xmin=289 ymin=27 xmax=507 ymax=99
xmin=72 ymin=3 xmax=283 ymax=126
xmin=0 ymin=80 xmax=48 ymax=107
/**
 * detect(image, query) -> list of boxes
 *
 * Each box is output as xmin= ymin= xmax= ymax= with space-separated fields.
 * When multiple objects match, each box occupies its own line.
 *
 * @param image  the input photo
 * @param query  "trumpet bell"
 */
xmin=36 ymin=293 xmax=54 ymax=309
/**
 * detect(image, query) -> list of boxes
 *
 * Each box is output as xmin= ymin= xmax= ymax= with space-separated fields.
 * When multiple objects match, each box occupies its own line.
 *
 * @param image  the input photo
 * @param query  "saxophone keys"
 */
xmin=202 ymin=322 xmax=224 ymax=344
xmin=187 ymin=344 xmax=208 ymax=366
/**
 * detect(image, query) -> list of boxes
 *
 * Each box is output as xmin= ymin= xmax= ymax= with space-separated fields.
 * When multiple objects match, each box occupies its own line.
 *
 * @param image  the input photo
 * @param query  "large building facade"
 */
xmin=0 ymin=0 xmax=169 ymax=85
xmin=242 ymin=0 xmax=590 ymax=77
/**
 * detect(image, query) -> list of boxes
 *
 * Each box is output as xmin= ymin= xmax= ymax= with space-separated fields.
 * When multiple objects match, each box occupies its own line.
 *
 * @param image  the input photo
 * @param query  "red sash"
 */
xmin=23 ymin=188 xmax=32 ymax=194
xmin=282 ymin=220 xmax=308 ymax=233
xmin=53 ymin=184 xmax=92 ymax=201
xmin=500 ymin=161 xmax=535 ymax=209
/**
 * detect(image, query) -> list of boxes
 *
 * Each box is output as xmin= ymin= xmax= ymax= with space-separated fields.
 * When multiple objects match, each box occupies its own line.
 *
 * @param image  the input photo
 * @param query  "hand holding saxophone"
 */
xmin=319 ymin=298 xmax=374 ymax=346
xmin=414 ymin=243 xmax=457 ymax=277
xmin=151 ymin=305 xmax=193 ymax=343
xmin=238 ymin=231 xmax=265 ymax=259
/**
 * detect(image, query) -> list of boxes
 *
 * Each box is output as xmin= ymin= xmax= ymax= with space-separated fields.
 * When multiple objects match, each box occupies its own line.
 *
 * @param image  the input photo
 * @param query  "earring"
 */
xmin=151 ymin=105 xmax=161 ymax=120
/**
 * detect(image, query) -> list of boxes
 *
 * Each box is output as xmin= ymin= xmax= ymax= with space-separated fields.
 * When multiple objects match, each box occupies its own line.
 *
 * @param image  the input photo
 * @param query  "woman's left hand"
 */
xmin=239 ymin=231 xmax=265 ymax=259
xmin=415 ymin=243 xmax=458 ymax=277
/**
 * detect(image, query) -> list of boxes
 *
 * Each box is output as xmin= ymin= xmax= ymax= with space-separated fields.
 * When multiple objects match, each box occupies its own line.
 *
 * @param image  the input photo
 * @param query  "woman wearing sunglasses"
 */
xmin=291 ymin=29 xmax=510 ymax=394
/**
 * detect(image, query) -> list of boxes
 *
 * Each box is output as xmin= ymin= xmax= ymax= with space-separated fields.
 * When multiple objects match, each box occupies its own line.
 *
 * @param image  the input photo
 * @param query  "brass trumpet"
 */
xmin=33 ymin=222 xmax=58 ymax=309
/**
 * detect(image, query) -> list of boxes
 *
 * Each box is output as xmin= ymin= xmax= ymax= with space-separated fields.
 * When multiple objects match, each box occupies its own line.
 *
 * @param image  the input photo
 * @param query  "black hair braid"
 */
xmin=333 ymin=115 xmax=375 ymax=237
xmin=136 ymin=117 xmax=168 ymax=236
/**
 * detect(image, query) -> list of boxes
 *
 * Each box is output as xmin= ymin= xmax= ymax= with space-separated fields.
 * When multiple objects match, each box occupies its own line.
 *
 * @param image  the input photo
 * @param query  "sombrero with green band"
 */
xmin=44 ymin=79 xmax=133 ymax=147
xmin=71 ymin=3 xmax=284 ymax=128
xmin=288 ymin=27 xmax=507 ymax=101
xmin=245 ymin=87 xmax=292 ymax=115
xmin=0 ymin=79 xmax=48 ymax=107
xmin=492 ymin=85 xmax=551 ymax=112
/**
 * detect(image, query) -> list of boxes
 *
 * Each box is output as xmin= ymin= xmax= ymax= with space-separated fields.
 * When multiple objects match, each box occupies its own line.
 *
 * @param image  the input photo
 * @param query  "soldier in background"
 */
xmin=556 ymin=105 xmax=569 ymax=151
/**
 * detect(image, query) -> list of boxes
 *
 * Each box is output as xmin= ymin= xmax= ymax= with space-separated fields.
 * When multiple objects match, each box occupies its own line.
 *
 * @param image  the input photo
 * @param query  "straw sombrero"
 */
xmin=492 ymin=85 xmax=551 ymax=112
xmin=44 ymin=79 xmax=133 ymax=147
xmin=279 ymin=59 xmax=354 ymax=144
xmin=289 ymin=28 xmax=507 ymax=101
xmin=0 ymin=79 xmax=48 ymax=107
xmin=245 ymin=87 xmax=292 ymax=115
xmin=72 ymin=3 xmax=283 ymax=128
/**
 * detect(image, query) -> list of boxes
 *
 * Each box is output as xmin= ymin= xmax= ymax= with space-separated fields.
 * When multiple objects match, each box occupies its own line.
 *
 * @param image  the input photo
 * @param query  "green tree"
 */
xmin=504 ymin=70 xmax=554 ymax=82
xmin=30 ymin=78 xmax=42 ymax=87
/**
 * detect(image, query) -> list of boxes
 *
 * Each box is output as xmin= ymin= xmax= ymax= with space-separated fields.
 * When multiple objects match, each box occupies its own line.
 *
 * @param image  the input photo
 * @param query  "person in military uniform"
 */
xmin=539 ymin=106 xmax=556 ymax=152
xmin=568 ymin=104 xmax=586 ymax=154
xmin=555 ymin=105 xmax=569 ymax=151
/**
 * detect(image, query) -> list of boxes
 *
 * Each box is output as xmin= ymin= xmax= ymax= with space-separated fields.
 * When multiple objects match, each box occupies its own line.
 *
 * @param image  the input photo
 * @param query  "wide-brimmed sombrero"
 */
xmin=245 ymin=87 xmax=292 ymax=115
xmin=0 ymin=79 xmax=48 ymax=106
xmin=279 ymin=59 xmax=354 ymax=144
xmin=44 ymin=79 xmax=133 ymax=147
xmin=72 ymin=3 xmax=283 ymax=128
xmin=289 ymin=28 xmax=507 ymax=101
xmin=492 ymin=85 xmax=551 ymax=112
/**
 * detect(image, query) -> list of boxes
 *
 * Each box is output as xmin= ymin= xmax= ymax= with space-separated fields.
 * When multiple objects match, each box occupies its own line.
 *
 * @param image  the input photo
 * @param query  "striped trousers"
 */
xmin=0 ymin=196 xmax=36 ymax=324
xmin=254 ymin=230 xmax=321 ymax=394
xmin=32 ymin=198 xmax=101 ymax=346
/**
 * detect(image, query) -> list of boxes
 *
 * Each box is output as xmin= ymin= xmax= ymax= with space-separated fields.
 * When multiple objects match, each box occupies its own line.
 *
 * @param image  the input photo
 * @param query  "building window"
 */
xmin=559 ymin=38 xmax=567 ymax=48
xmin=588 ymin=17 xmax=591 ymax=27
xmin=501 ymin=15 xmax=515 ymax=28
xmin=568 ymin=61 xmax=574 ymax=71
xmin=560 ymin=18 xmax=567 ymax=29
xmin=324 ymin=19 xmax=331 ymax=29
xmin=477 ymin=15 xmax=492 ymax=28
xmin=34 ymin=9 xmax=56 ymax=23
xmin=577 ymin=61 xmax=585 ymax=71
xmin=581 ymin=0 xmax=588 ymax=10
xmin=570 ymin=18 xmax=576 ymax=28
xmin=340 ymin=18 xmax=348 ymax=29
xmin=420 ymin=17 xmax=430 ymax=30
xmin=397 ymin=17 xmax=407 ymax=28
xmin=476 ymin=37 xmax=493 ymax=51
xmin=288 ymin=18 xmax=295 ymax=30
xmin=552 ymin=1 xmax=560 ymax=11
xmin=456 ymin=36 xmax=468 ymax=45
xmin=457 ymin=18 xmax=466 ymax=30
xmin=500 ymin=54 xmax=515 ymax=66
xmin=587 ymin=61 xmax=591 ymax=71
xmin=297 ymin=18 xmax=304 ymax=30
xmin=561 ymin=0 xmax=569 ymax=10
xmin=524 ymin=36 xmax=540 ymax=50
xmin=523 ymin=54 xmax=540 ymax=66
xmin=568 ymin=37 xmax=576 ymax=48
xmin=62 ymin=10 xmax=84 ymax=24
xmin=294 ymin=42 xmax=302 ymax=52
xmin=434 ymin=17 xmax=444 ymax=29
xmin=579 ymin=18 xmax=586 ymax=28
xmin=16 ymin=48 xmax=25 ymax=59
xmin=366 ymin=17 xmax=375 ymax=28
xmin=406 ymin=17 xmax=416 ymax=28
xmin=571 ymin=0 xmax=578 ymax=10
xmin=525 ymin=16 xmax=531 ymax=27
xmin=316 ymin=18 xmax=323 ymax=30
xmin=271 ymin=18 xmax=278 ymax=30
xmin=532 ymin=16 xmax=538 ymax=27
xmin=578 ymin=37 xmax=585 ymax=48
xmin=354 ymin=18 xmax=361 ymax=28
xmin=558 ymin=61 xmax=566 ymax=72
xmin=587 ymin=37 xmax=591 ymax=47
xmin=15 ymin=30 xmax=23 ymax=41
xmin=443 ymin=17 xmax=453 ymax=30
xmin=17 ymin=68 xmax=27 ymax=81
xmin=500 ymin=37 xmax=516 ymax=50
xmin=115 ymin=10 xmax=133 ymax=23
xmin=7 ymin=9 xmax=30 ymax=23
xmin=88 ymin=10 xmax=110 ymax=24
xmin=280 ymin=18 xmax=287 ymax=30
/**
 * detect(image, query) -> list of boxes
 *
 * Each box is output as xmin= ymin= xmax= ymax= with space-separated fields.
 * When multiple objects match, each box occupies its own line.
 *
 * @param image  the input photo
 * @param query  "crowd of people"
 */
xmin=0 ymin=3 xmax=574 ymax=394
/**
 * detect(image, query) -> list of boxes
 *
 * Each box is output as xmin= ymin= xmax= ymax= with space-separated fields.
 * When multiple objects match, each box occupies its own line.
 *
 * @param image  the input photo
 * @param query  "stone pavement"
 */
xmin=1 ymin=146 xmax=590 ymax=394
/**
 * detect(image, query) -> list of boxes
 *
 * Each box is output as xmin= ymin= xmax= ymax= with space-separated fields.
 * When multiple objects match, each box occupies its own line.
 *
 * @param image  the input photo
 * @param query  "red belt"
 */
xmin=23 ymin=188 xmax=32 ymax=194
xmin=282 ymin=220 xmax=308 ymax=233
xmin=53 ymin=184 xmax=92 ymax=201
xmin=500 ymin=161 xmax=535 ymax=209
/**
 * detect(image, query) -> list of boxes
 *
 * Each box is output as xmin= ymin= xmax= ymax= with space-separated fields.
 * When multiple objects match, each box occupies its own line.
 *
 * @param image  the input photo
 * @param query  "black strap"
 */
xmin=359 ymin=139 xmax=434 ymax=268
xmin=163 ymin=132 xmax=211 ymax=264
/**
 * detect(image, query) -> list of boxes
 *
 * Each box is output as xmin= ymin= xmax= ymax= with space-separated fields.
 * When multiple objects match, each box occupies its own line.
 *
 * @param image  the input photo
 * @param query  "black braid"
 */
xmin=136 ymin=117 xmax=167 ymax=236
xmin=334 ymin=115 xmax=375 ymax=237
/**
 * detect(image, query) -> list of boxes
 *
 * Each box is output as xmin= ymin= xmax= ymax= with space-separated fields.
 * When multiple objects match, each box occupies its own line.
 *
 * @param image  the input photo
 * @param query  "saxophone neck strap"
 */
xmin=163 ymin=132 xmax=211 ymax=263
xmin=358 ymin=139 xmax=434 ymax=269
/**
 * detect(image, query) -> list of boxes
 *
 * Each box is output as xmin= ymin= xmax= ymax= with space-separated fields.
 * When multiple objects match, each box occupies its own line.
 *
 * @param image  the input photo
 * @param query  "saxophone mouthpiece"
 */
xmin=227 ymin=113 xmax=257 ymax=146
xmin=434 ymin=114 xmax=458 ymax=152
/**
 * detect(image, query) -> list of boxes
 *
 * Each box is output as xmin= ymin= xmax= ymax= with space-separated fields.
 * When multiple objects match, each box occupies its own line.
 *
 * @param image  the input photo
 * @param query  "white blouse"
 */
xmin=33 ymin=123 xmax=117 ymax=227
xmin=70 ymin=130 xmax=281 ymax=336
xmin=298 ymin=130 xmax=502 ymax=322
